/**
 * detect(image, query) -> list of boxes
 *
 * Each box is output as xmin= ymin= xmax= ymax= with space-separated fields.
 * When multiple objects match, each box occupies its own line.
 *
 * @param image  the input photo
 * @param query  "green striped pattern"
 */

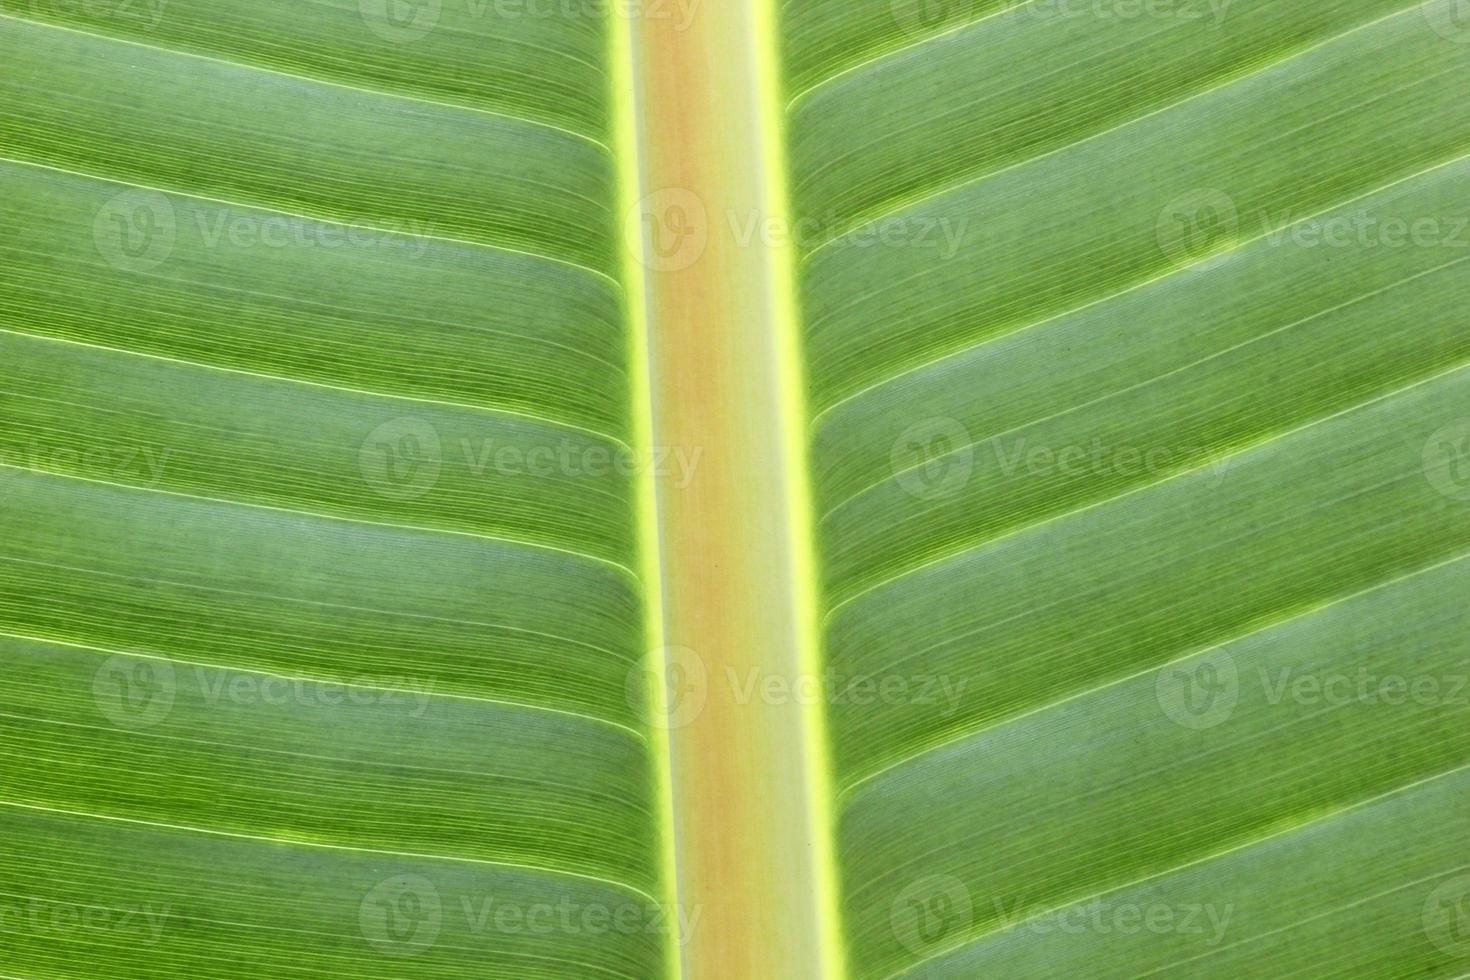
xmin=0 ymin=4 xmax=666 ymax=978
xmin=785 ymin=1 xmax=1470 ymax=976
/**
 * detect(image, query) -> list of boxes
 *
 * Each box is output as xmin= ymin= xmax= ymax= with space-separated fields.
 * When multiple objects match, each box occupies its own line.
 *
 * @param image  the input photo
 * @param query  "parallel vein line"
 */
xmin=0 ymin=710 xmax=654 ymax=805
xmin=5 ymin=386 xmax=618 ymax=516
xmin=0 ymin=629 xmax=647 ymax=742
xmin=859 ymin=466 xmax=1439 ymax=741
xmin=0 ymin=327 xmax=632 ymax=451
xmin=810 ymin=143 xmax=1470 ymax=428
xmin=792 ymin=12 xmax=1179 ymax=204
xmin=882 ymin=761 xmax=1470 ymax=979
xmin=0 ymin=887 xmax=647 ymax=980
xmin=791 ymin=10 xmax=1179 ymax=204
xmin=0 ymin=237 xmax=630 ymax=376
xmin=0 ymin=461 xmax=638 ymax=582
xmin=822 ymin=251 xmax=1470 ymax=518
xmin=800 ymin=1 xmax=1424 ymax=262
xmin=1134 ymin=864 xmax=1470 ymax=977
xmin=0 ymin=799 xmax=660 ymax=904
xmin=0 ymin=11 xmax=611 ymax=152
xmin=0 ymin=155 xmax=620 ymax=287
xmin=837 ymin=546 xmax=1470 ymax=803
xmin=0 ymin=552 xmax=637 ymax=665
xmin=784 ymin=0 xmax=1038 ymax=110
xmin=845 ymin=695 xmax=1395 ymax=905
xmin=2 ymin=254 xmax=629 ymax=383
xmin=824 ymin=354 xmax=1470 ymax=621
